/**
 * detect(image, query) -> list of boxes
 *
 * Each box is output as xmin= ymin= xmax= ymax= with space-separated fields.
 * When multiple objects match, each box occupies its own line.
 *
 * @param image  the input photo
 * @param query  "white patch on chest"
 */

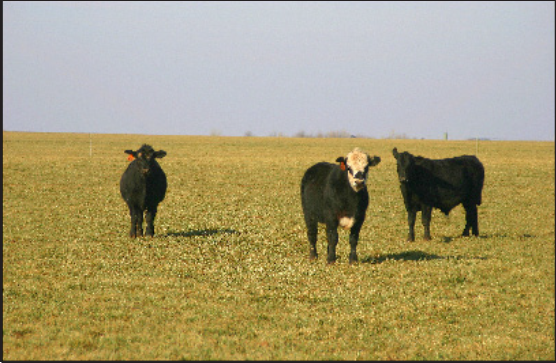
xmin=339 ymin=216 xmax=355 ymax=230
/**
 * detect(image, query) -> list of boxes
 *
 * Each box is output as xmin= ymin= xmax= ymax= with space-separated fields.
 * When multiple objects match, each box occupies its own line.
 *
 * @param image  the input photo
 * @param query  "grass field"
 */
xmin=3 ymin=131 xmax=554 ymax=360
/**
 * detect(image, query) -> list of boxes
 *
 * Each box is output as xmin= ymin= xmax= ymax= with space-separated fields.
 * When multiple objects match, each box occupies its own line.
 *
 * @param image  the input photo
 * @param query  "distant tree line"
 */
xmin=209 ymin=129 xmax=418 ymax=139
xmin=235 ymin=130 xmax=493 ymax=140
xmin=265 ymin=129 xmax=414 ymax=139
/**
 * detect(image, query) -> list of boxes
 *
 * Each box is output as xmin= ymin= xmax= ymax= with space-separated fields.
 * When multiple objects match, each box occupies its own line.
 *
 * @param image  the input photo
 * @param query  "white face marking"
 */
xmin=345 ymin=148 xmax=369 ymax=192
xmin=339 ymin=216 xmax=355 ymax=230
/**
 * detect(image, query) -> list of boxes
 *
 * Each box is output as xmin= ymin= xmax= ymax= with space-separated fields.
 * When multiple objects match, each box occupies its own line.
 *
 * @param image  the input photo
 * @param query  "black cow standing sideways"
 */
xmin=392 ymin=148 xmax=484 ymax=242
xmin=120 ymin=144 xmax=167 ymax=238
xmin=301 ymin=148 xmax=381 ymax=264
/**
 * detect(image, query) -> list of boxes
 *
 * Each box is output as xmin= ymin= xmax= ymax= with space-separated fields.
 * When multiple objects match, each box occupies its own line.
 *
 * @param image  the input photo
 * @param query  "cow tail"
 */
xmin=474 ymin=162 xmax=485 ymax=206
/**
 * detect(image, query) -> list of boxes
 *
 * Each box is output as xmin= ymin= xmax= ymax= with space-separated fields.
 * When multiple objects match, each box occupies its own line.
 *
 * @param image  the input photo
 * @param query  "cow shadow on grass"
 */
xmin=361 ymin=250 xmax=487 ymax=264
xmin=165 ymin=229 xmax=239 ymax=238
xmin=478 ymin=233 xmax=536 ymax=239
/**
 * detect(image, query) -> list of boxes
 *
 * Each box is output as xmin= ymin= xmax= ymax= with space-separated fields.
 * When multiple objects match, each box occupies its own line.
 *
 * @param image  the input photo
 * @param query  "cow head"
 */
xmin=124 ymin=144 xmax=166 ymax=175
xmin=336 ymin=148 xmax=381 ymax=192
xmin=392 ymin=147 xmax=414 ymax=183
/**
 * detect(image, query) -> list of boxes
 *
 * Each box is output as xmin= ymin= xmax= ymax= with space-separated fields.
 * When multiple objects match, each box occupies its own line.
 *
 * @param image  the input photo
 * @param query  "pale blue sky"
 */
xmin=3 ymin=1 xmax=555 ymax=140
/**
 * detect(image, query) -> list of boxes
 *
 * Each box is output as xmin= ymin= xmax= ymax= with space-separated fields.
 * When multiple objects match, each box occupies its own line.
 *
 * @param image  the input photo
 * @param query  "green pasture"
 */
xmin=3 ymin=131 xmax=554 ymax=360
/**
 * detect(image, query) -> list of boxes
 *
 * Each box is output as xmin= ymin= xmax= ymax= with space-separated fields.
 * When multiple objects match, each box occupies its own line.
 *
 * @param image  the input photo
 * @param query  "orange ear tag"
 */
xmin=127 ymin=154 xmax=135 ymax=161
xmin=340 ymin=162 xmax=346 ymax=171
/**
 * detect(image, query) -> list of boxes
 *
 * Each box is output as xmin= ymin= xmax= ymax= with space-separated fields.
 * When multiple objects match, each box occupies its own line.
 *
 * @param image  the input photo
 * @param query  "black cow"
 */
xmin=120 ymin=144 xmax=167 ymax=238
xmin=392 ymin=148 xmax=484 ymax=241
xmin=301 ymin=148 xmax=381 ymax=263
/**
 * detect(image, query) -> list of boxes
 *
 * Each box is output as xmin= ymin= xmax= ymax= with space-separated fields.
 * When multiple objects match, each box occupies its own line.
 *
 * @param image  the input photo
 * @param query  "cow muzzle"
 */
xmin=352 ymin=178 xmax=366 ymax=191
xmin=353 ymin=178 xmax=365 ymax=185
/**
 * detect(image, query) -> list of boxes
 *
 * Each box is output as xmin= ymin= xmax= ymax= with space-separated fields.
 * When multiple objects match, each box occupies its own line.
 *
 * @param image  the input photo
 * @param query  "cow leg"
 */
xmin=463 ymin=204 xmax=478 ymax=237
xmin=407 ymin=209 xmax=416 ymax=242
xmin=471 ymin=205 xmax=479 ymax=236
xmin=421 ymin=205 xmax=432 ymax=241
xmin=129 ymin=214 xmax=137 ymax=238
xmin=128 ymin=205 xmax=140 ymax=238
xmin=348 ymin=224 xmax=362 ymax=264
xmin=326 ymin=225 xmax=339 ymax=264
xmin=135 ymin=208 xmax=144 ymax=237
xmin=145 ymin=206 xmax=157 ymax=237
xmin=305 ymin=219 xmax=318 ymax=260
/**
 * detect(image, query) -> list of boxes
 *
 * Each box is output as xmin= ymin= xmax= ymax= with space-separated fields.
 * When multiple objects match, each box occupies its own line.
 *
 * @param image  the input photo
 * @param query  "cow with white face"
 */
xmin=300 ymin=148 xmax=381 ymax=264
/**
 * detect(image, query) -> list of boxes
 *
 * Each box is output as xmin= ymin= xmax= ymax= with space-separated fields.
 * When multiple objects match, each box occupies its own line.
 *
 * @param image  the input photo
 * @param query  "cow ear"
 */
xmin=368 ymin=155 xmax=381 ymax=166
xmin=336 ymin=157 xmax=346 ymax=171
xmin=392 ymin=148 xmax=399 ymax=157
xmin=155 ymin=150 xmax=167 ymax=159
xmin=124 ymin=150 xmax=138 ymax=160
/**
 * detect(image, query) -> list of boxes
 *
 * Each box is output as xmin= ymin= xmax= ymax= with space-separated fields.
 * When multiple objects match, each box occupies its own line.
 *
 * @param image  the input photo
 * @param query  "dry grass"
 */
xmin=3 ymin=131 xmax=554 ymax=360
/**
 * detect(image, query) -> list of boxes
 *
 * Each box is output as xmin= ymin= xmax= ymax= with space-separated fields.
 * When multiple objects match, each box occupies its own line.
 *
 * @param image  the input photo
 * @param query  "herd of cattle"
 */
xmin=120 ymin=144 xmax=485 ymax=264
